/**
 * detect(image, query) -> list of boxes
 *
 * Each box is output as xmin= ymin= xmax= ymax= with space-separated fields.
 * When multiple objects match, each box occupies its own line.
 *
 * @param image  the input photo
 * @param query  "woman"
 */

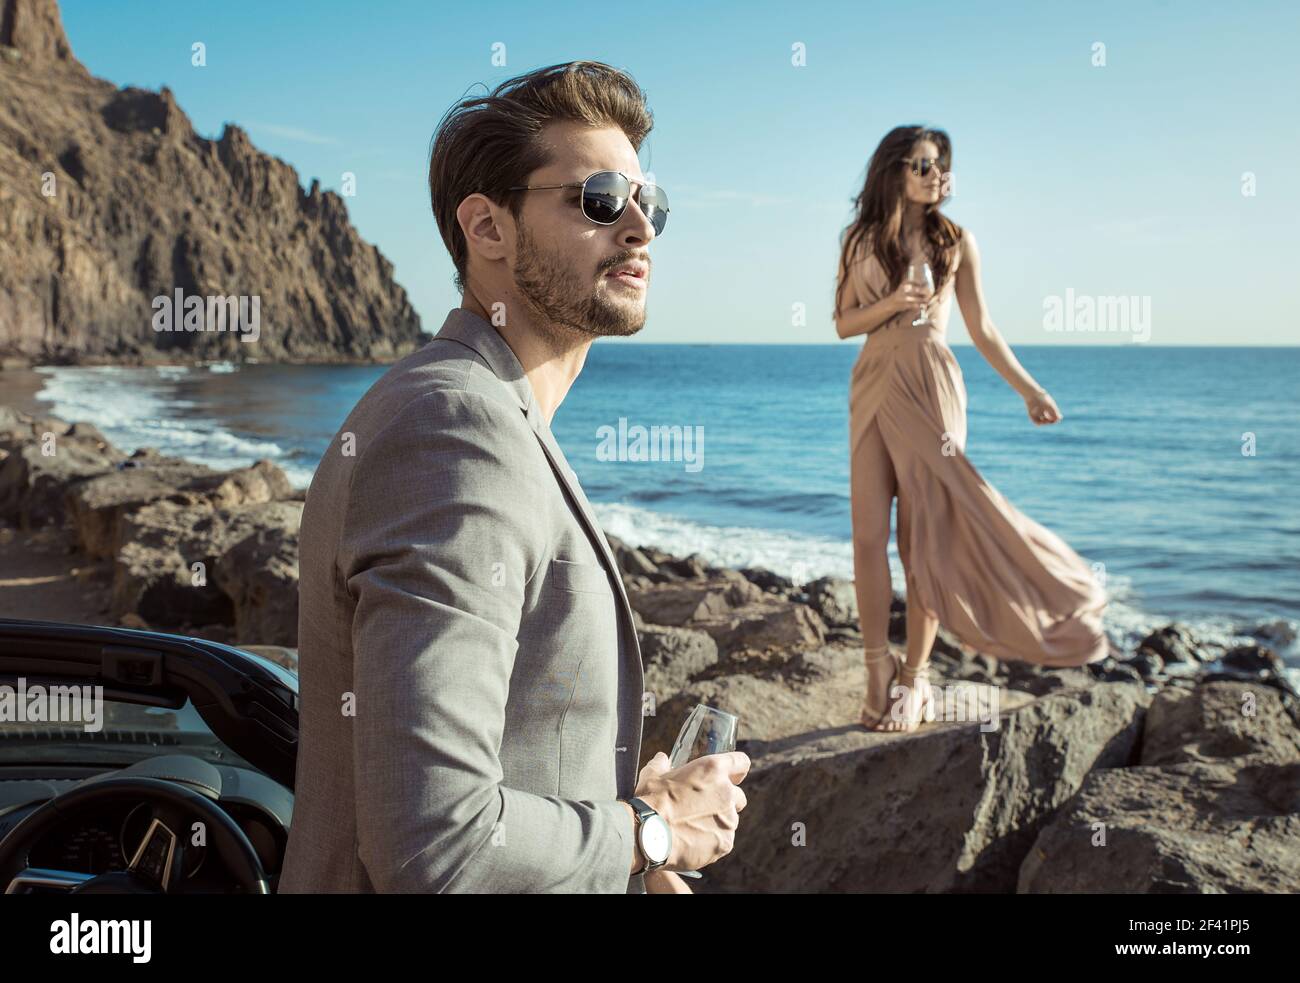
xmin=833 ymin=126 xmax=1108 ymax=733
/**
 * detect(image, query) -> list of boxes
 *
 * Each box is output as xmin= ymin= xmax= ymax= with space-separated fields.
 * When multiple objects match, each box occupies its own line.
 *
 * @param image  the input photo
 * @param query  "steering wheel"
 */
xmin=0 ymin=775 xmax=270 ymax=894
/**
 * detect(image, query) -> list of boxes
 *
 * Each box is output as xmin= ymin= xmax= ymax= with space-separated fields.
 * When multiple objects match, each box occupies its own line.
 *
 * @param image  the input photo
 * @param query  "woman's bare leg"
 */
xmin=896 ymin=489 xmax=939 ymax=664
xmin=850 ymin=417 xmax=898 ymax=727
xmin=877 ymin=486 xmax=938 ymax=731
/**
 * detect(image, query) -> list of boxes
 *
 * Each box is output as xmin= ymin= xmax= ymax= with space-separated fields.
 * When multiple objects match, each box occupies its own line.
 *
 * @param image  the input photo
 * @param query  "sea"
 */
xmin=21 ymin=343 xmax=1300 ymax=669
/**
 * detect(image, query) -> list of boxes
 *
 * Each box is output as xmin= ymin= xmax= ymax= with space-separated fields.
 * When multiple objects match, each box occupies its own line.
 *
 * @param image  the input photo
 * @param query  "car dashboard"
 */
xmin=0 ymin=754 xmax=293 ymax=893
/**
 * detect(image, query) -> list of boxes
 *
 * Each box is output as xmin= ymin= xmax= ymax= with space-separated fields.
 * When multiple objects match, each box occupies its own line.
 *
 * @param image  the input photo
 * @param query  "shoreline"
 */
xmin=6 ymin=362 xmax=1298 ymax=670
xmin=0 ymin=367 xmax=53 ymax=417
xmin=1 ymin=353 xmax=423 ymax=371
xmin=0 ymin=395 xmax=1295 ymax=682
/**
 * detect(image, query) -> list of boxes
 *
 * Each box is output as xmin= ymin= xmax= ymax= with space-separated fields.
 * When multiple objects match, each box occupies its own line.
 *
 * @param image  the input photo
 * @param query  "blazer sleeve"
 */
xmin=339 ymin=388 xmax=635 ymax=892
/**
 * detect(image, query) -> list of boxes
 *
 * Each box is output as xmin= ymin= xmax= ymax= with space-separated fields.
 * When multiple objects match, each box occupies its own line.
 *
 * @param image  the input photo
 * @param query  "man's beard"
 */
xmin=512 ymin=219 xmax=646 ymax=340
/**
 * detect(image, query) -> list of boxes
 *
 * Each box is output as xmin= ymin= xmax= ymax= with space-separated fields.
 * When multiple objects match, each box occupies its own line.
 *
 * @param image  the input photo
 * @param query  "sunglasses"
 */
xmin=508 ymin=169 xmax=670 ymax=236
xmin=901 ymin=156 xmax=944 ymax=178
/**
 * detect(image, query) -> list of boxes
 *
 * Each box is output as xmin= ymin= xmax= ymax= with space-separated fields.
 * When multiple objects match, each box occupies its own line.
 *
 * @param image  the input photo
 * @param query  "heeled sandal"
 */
xmin=890 ymin=658 xmax=936 ymax=730
xmin=859 ymin=643 xmax=901 ymax=730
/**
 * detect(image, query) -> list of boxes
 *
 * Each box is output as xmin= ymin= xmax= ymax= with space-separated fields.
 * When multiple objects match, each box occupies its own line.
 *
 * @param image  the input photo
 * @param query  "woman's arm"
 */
xmin=835 ymin=297 xmax=905 ymax=339
xmin=954 ymin=230 xmax=1062 ymax=425
xmin=835 ymin=269 xmax=905 ymax=338
xmin=834 ymin=255 xmax=925 ymax=339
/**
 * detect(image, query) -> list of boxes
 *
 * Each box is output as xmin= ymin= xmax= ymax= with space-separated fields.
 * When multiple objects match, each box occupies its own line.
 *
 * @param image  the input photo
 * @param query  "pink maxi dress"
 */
xmin=848 ymin=248 xmax=1109 ymax=667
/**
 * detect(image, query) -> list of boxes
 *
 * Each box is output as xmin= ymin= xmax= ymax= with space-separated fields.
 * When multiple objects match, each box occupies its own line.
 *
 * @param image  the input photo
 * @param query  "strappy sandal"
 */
xmin=859 ymin=642 xmax=901 ymax=730
xmin=889 ymin=658 xmax=936 ymax=731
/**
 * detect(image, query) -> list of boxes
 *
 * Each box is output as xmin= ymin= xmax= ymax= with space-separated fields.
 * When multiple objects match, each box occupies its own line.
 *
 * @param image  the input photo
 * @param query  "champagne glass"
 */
xmin=907 ymin=260 xmax=935 ymax=326
xmin=666 ymin=703 xmax=739 ymax=880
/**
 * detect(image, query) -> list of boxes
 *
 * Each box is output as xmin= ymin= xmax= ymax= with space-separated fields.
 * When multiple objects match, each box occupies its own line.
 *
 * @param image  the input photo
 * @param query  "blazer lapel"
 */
xmin=432 ymin=309 xmax=645 ymax=672
xmin=526 ymin=408 xmax=645 ymax=794
xmin=528 ymin=413 xmax=639 ymax=632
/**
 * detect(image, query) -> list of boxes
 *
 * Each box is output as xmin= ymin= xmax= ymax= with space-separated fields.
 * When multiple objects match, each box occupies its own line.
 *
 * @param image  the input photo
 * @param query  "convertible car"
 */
xmin=0 ymin=618 xmax=297 ymax=895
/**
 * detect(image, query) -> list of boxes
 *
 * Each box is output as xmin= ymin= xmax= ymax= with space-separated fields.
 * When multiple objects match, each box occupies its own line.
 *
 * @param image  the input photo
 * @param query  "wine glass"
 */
xmin=907 ymin=260 xmax=935 ymax=326
xmin=667 ymin=704 xmax=739 ymax=880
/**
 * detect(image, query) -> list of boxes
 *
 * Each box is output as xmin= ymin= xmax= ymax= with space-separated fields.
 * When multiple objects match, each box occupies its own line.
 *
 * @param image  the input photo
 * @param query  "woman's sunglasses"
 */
xmin=508 ymin=170 xmax=670 ymax=236
xmin=901 ymin=156 xmax=944 ymax=178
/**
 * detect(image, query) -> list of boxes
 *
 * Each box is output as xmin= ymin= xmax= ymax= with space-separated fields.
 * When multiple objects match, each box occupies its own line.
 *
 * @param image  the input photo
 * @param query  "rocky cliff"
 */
xmin=0 ymin=0 xmax=425 ymax=364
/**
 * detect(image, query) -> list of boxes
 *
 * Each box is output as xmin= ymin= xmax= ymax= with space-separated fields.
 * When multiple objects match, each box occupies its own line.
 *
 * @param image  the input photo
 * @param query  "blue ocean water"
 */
xmin=25 ymin=343 xmax=1300 ymax=661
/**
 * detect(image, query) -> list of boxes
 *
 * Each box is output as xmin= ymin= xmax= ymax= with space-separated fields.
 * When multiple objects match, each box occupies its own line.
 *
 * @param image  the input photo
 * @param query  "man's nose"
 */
xmin=616 ymin=187 xmax=657 ymax=244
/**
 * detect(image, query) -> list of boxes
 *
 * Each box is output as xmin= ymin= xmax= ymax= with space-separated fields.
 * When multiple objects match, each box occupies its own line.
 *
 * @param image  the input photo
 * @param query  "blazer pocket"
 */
xmin=548 ymin=557 xmax=613 ymax=595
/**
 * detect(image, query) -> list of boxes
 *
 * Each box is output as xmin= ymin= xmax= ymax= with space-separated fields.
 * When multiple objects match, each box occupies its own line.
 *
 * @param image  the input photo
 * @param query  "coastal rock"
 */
xmin=887 ymin=591 xmax=910 ymax=643
xmin=804 ymin=576 xmax=859 ymax=628
xmin=112 ymin=503 xmax=235 ymax=627
xmin=646 ymin=668 xmax=1148 ymax=893
xmin=1218 ymin=642 xmax=1287 ymax=678
xmin=1018 ymin=682 xmax=1300 ymax=892
xmin=627 ymin=577 xmax=765 ymax=626
xmin=1136 ymin=623 xmax=1210 ymax=665
xmin=627 ymin=570 xmax=837 ymax=659
xmin=1018 ymin=759 xmax=1300 ymax=893
xmin=638 ymin=643 xmax=866 ymax=756
xmin=1127 ymin=648 xmax=1165 ymax=679
xmin=1003 ymin=663 xmax=1095 ymax=696
xmin=605 ymin=535 xmax=657 ymax=580
xmin=655 ymin=553 xmax=710 ymax=581
xmin=1251 ymin=619 xmax=1296 ymax=650
xmin=693 ymin=601 xmax=827 ymax=657
xmin=638 ymin=624 xmax=720 ymax=699
xmin=213 ymin=516 xmax=300 ymax=647
xmin=0 ymin=0 xmax=424 ymax=364
xmin=0 ymin=412 xmax=126 ymax=527
xmin=611 ymin=539 xmax=659 ymax=578
xmin=737 ymin=567 xmax=794 ymax=595
xmin=67 ymin=456 xmax=292 ymax=559
xmin=1139 ymin=681 xmax=1300 ymax=767
xmin=1085 ymin=655 xmax=1146 ymax=685
xmin=111 ymin=498 xmax=303 ymax=630
xmin=70 ymin=458 xmax=216 ymax=558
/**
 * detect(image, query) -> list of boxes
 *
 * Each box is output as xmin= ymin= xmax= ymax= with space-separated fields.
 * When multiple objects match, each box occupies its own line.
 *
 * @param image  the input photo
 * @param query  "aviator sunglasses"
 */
xmin=902 ymin=156 xmax=944 ymax=178
xmin=508 ymin=170 xmax=670 ymax=236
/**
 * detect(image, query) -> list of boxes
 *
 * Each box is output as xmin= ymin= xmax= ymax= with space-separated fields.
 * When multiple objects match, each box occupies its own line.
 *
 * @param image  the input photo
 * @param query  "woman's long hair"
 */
xmin=834 ymin=126 xmax=963 ymax=316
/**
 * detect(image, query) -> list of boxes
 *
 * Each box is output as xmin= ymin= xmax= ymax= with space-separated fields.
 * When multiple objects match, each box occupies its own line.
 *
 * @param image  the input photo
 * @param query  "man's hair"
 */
xmin=427 ymin=61 xmax=654 ymax=292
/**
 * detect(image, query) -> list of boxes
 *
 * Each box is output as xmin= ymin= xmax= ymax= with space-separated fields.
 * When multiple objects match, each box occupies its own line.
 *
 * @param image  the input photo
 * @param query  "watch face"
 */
xmin=641 ymin=814 xmax=671 ymax=864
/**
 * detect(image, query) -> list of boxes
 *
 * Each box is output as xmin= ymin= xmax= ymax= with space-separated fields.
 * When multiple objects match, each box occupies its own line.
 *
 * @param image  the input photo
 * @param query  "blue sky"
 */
xmin=62 ymin=0 xmax=1299 ymax=345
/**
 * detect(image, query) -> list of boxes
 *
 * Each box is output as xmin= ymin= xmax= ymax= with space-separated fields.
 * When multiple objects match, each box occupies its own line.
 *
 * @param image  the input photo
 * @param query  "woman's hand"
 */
xmin=1024 ymin=388 xmax=1062 ymax=425
xmin=645 ymin=869 xmax=694 ymax=894
xmin=888 ymin=279 xmax=934 ymax=316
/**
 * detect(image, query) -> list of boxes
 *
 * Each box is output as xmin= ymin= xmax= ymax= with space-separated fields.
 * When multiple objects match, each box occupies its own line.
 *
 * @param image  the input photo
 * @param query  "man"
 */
xmin=279 ymin=61 xmax=748 ymax=894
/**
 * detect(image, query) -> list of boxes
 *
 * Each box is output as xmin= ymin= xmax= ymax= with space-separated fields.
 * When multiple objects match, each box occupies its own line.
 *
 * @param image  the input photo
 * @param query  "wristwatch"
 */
xmin=627 ymin=796 xmax=671 ymax=874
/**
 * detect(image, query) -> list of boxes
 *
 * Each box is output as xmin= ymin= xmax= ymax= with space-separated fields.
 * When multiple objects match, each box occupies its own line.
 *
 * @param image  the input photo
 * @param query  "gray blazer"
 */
xmin=279 ymin=307 xmax=646 ymax=893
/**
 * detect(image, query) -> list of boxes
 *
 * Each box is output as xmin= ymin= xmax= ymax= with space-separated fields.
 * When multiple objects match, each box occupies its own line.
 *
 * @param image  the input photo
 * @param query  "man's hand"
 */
xmin=632 ymin=749 xmax=749 ymax=873
xmin=644 ymin=869 xmax=694 ymax=894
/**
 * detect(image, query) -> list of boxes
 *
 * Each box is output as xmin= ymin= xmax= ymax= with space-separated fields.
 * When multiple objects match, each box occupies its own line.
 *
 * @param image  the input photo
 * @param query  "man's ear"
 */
xmin=458 ymin=193 xmax=511 ymax=265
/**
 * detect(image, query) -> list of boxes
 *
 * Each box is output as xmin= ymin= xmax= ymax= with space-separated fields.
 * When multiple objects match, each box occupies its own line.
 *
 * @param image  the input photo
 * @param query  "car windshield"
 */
xmin=0 ymin=696 xmax=256 ymax=771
